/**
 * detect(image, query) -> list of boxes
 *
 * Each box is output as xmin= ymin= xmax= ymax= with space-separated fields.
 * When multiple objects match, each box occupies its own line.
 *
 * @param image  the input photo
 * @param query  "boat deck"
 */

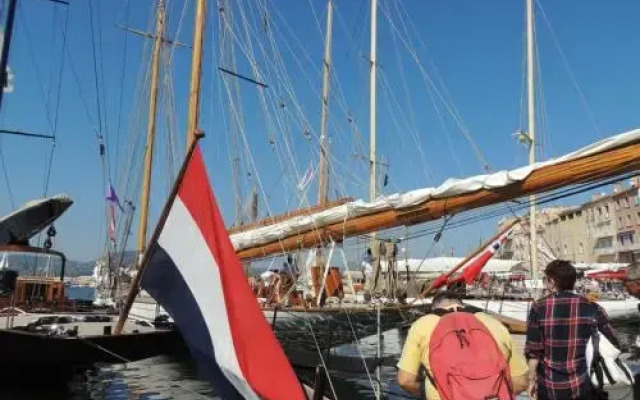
xmin=0 ymin=312 xmax=164 ymax=336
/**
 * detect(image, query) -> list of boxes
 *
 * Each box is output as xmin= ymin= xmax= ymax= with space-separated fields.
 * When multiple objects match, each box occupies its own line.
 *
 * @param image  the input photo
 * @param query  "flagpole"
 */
xmin=115 ymin=131 xmax=205 ymax=335
xmin=414 ymin=217 xmax=521 ymax=301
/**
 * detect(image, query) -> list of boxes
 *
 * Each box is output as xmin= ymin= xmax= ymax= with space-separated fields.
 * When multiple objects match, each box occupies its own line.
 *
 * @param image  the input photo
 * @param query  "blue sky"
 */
xmin=1 ymin=0 xmax=640 ymax=261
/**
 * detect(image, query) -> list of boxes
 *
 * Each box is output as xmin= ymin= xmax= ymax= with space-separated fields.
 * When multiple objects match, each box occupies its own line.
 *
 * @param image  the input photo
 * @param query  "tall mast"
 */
xmin=369 ymin=0 xmax=378 ymax=204
xmin=317 ymin=0 xmax=334 ymax=206
xmin=526 ymin=0 xmax=538 ymax=281
xmin=186 ymin=0 xmax=207 ymax=150
xmin=0 ymin=0 xmax=17 ymax=113
xmin=136 ymin=0 xmax=165 ymax=260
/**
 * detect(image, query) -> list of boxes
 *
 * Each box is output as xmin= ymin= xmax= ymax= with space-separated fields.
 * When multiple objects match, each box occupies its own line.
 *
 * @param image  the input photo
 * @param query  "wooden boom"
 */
xmin=236 ymin=139 xmax=640 ymax=260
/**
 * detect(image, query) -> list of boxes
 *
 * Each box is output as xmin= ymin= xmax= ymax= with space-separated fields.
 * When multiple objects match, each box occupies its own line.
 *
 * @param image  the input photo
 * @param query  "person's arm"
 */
xmin=506 ymin=341 xmax=530 ymax=395
xmin=524 ymin=303 xmax=543 ymax=399
xmin=397 ymin=321 xmax=425 ymax=396
xmin=595 ymin=304 xmax=620 ymax=348
xmin=397 ymin=370 xmax=421 ymax=395
xmin=526 ymin=359 xmax=539 ymax=399
xmin=494 ymin=317 xmax=529 ymax=396
xmin=512 ymin=373 xmax=530 ymax=395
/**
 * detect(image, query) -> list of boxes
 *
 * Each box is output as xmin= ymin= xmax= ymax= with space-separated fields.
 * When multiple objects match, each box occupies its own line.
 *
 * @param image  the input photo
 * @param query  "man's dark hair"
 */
xmin=544 ymin=260 xmax=577 ymax=291
xmin=432 ymin=290 xmax=462 ymax=309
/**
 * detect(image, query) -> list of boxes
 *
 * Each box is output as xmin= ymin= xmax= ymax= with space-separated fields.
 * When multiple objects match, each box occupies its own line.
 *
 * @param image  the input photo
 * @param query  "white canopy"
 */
xmin=373 ymin=257 xmax=523 ymax=278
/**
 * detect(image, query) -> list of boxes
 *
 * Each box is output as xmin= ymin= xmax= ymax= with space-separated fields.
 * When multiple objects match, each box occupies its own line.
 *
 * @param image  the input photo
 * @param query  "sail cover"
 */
xmin=231 ymin=128 xmax=640 ymax=252
xmin=140 ymin=146 xmax=305 ymax=400
xmin=0 ymin=194 xmax=73 ymax=245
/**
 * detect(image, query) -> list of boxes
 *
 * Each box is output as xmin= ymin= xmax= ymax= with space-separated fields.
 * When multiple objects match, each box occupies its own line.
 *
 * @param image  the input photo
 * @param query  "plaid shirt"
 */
xmin=525 ymin=291 xmax=618 ymax=400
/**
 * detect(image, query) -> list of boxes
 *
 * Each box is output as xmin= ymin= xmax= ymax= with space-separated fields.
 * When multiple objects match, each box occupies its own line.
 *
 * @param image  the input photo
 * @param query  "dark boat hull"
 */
xmin=0 ymin=329 xmax=186 ymax=380
xmin=266 ymin=303 xmax=431 ymax=351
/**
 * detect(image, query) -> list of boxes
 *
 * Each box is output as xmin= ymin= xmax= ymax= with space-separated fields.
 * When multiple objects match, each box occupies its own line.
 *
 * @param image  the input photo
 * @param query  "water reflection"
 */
xmin=0 ymin=316 xmax=638 ymax=399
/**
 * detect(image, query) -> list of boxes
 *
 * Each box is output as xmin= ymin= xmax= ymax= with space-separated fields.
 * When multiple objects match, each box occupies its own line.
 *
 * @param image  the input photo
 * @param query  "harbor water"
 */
xmin=2 ymin=310 xmax=639 ymax=399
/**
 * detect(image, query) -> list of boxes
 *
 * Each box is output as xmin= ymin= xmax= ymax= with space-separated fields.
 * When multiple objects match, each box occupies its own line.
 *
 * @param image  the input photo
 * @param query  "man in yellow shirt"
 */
xmin=397 ymin=291 xmax=529 ymax=399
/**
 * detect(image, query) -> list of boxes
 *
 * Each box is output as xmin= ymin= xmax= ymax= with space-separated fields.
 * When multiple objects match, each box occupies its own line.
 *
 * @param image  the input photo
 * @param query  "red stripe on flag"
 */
xmin=177 ymin=147 xmax=305 ymax=400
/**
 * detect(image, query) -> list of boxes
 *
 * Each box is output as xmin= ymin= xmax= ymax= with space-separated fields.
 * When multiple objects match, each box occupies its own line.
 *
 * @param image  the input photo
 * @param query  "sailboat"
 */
xmin=0 ymin=0 xmax=191 ymax=380
xmin=221 ymin=0 xmax=640 ymax=337
xmin=96 ymin=1 xmax=640 ymax=357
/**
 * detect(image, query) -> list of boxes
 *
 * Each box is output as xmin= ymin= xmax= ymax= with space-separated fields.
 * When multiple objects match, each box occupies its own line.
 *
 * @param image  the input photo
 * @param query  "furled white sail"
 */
xmin=231 ymin=128 xmax=640 ymax=251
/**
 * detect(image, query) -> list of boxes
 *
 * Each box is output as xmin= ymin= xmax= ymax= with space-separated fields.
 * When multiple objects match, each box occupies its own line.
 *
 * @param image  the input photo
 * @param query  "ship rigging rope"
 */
xmin=217 ymin=4 xmax=384 ymax=386
xmin=42 ymin=5 xmax=69 ymax=197
xmin=16 ymin=3 xmax=69 ymax=196
xmin=0 ymin=140 xmax=14 ymax=209
xmin=379 ymin=0 xmax=491 ymax=172
xmin=114 ymin=0 xmax=131 ymax=183
xmin=387 ymin=26 xmax=436 ymax=183
xmin=535 ymin=0 xmax=602 ymax=139
xmin=88 ymin=0 xmax=110 ymax=177
xmin=259 ymin=0 xmax=364 ymax=197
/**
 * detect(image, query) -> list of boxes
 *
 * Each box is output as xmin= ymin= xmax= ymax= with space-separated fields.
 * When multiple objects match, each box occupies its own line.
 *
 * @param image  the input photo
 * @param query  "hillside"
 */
xmin=1 ymin=250 xmax=138 ymax=277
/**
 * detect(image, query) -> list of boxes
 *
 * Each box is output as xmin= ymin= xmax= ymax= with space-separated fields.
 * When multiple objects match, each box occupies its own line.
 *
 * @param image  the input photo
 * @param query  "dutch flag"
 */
xmin=139 ymin=145 xmax=307 ymax=400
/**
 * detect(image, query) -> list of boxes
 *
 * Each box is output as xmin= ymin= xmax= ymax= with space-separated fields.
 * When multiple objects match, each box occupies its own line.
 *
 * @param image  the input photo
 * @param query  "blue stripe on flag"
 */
xmin=141 ymin=245 xmax=245 ymax=400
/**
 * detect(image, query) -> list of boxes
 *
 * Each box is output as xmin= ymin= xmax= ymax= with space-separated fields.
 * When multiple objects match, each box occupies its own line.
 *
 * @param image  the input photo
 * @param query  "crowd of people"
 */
xmin=397 ymin=260 xmax=634 ymax=400
xmin=249 ymin=255 xmax=300 ymax=305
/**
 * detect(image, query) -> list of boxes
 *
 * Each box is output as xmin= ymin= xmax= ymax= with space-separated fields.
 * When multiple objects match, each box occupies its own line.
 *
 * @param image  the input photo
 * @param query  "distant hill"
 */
xmin=1 ymin=250 xmax=138 ymax=278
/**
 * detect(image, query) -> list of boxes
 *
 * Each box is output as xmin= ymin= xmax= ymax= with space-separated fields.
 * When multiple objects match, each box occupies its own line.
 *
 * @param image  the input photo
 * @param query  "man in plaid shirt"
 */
xmin=525 ymin=260 xmax=619 ymax=400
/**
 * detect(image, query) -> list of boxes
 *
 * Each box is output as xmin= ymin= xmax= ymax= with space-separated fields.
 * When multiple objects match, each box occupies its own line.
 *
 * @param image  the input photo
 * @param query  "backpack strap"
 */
xmin=431 ymin=306 xmax=478 ymax=317
xmin=614 ymin=358 xmax=634 ymax=383
xmin=591 ymin=325 xmax=606 ymax=390
xmin=601 ymin=359 xmax=616 ymax=386
xmin=419 ymin=365 xmax=434 ymax=400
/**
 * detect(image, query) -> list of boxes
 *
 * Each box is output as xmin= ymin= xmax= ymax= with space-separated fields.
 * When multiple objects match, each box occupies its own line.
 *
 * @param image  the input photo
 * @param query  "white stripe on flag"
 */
xmin=158 ymin=197 xmax=259 ymax=400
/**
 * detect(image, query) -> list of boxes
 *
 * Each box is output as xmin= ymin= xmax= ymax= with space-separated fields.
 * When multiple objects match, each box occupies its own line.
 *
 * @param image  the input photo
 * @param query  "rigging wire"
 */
xmin=535 ymin=0 xmax=603 ymax=139
xmin=381 ymin=0 xmax=490 ymax=173
xmin=87 ymin=0 xmax=104 ymax=147
xmin=95 ymin=0 xmax=110 ymax=160
xmin=114 ymin=0 xmax=131 ymax=184
xmin=0 ymin=138 xmax=15 ymax=209
xmin=42 ymin=4 xmax=70 ymax=197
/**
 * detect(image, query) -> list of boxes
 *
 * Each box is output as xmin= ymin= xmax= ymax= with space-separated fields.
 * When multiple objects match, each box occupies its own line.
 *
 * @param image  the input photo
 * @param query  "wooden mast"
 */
xmin=186 ymin=0 xmax=207 ymax=150
xmin=116 ymin=133 xmax=204 ymax=334
xmin=235 ymin=138 xmax=640 ymax=260
xmin=526 ymin=0 xmax=538 ymax=281
xmin=317 ymin=0 xmax=334 ymax=206
xmin=136 ymin=0 xmax=165 ymax=261
xmin=369 ymin=0 xmax=378 ymax=205
xmin=118 ymin=0 xmax=208 ymax=333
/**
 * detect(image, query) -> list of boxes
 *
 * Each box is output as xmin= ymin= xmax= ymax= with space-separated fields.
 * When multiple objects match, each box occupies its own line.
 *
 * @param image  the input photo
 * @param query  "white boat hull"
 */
xmin=464 ymin=298 xmax=640 ymax=321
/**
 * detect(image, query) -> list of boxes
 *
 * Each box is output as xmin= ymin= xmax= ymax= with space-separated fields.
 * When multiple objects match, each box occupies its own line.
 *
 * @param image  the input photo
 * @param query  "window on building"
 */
xmin=577 ymin=210 xmax=582 ymax=217
xmin=617 ymin=232 xmax=635 ymax=246
xmin=628 ymin=215 xmax=633 ymax=227
xmin=605 ymin=205 xmax=610 ymax=217
xmin=568 ymin=213 xmax=574 ymax=220
xmin=618 ymin=216 xmax=623 ymax=226
xmin=595 ymin=237 xmax=613 ymax=249
xmin=616 ymin=199 xmax=621 ymax=210
xmin=598 ymin=207 xmax=602 ymax=216
xmin=560 ymin=215 xmax=566 ymax=221
xmin=625 ymin=197 xmax=631 ymax=208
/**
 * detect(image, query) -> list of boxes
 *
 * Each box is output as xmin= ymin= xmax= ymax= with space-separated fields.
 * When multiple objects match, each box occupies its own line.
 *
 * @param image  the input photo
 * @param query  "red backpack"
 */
xmin=426 ymin=311 xmax=513 ymax=400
